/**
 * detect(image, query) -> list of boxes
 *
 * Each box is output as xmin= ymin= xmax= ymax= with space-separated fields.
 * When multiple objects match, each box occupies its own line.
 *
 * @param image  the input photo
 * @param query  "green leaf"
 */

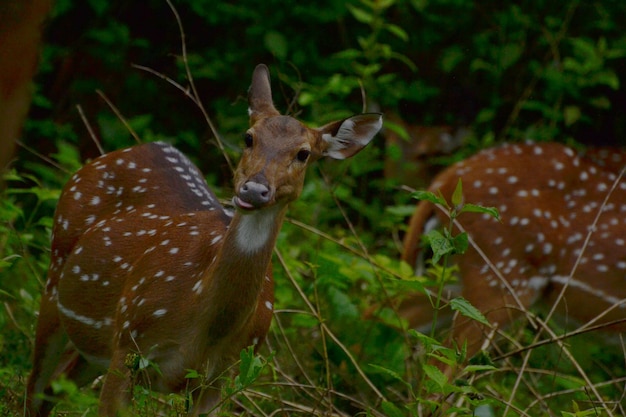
xmin=368 ymin=364 xmax=411 ymax=389
xmin=128 ymin=114 xmax=153 ymax=133
xmin=408 ymin=330 xmax=444 ymax=352
xmin=450 ymin=297 xmax=490 ymax=326
xmin=440 ymin=46 xmax=465 ymax=73
xmin=475 ymin=108 xmax=496 ymax=124
xmin=236 ymin=346 xmax=264 ymax=389
xmin=452 ymin=232 xmax=469 ymax=255
xmin=264 ymin=31 xmax=288 ymax=60
xmin=385 ymin=24 xmax=409 ymax=42
xmin=347 ymin=5 xmax=374 ymax=24
xmin=590 ymin=96 xmax=611 ymax=109
xmin=606 ymin=47 xmax=626 ymax=60
xmin=564 ymin=106 xmax=582 ymax=127
xmin=2 ymin=170 xmax=24 ymax=182
xmin=328 ymin=286 xmax=359 ymax=320
xmin=464 ymin=364 xmax=497 ymax=373
xmin=424 ymin=230 xmax=454 ymax=264
xmin=561 ymin=405 xmax=604 ymax=417
xmin=451 ymin=179 xmax=463 ymax=208
xmin=298 ymin=91 xmax=315 ymax=106
xmin=390 ymin=51 xmax=418 ymax=72
xmin=376 ymin=0 xmax=397 ymax=10
xmin=37 ymin=216 xmax=54 ymax=229
xmin=499 ymin=43 xmax=523 ymax=69
xmin=185 ymin=369 xmax=201 ymax=379
xmin=428 ymin=350 xmax=457 ymax=367
xmin=138 ymin=357 xmax=151 ymax=371
xmin=0 ymin=255 xmax=21 ymax=271
xmin=381 ymin=401 xmax=406 ymax=417
xmin=411 ymin=190 xmax=447 ymax=207
xmin=460 ymin=204 xmax=500 ymax=221
xmin=51 ymin=375 xmax=79 ymax=395
xmin=7 ymin=187 xmax=61 ymax=202
xmin=423 ymin=364 xmax=447 ymax=390
xmin=470 ymin=58 xmax=495 ymax=74
xmin=88 ymin=0 xmax=109 ymax=16
xmin=410 ymin=0 xmax=428 ymax=12
xmin=592 ymin=69 xmax=619 ymax=90
xmin=333 ymin=48 xmax=362 ymax=62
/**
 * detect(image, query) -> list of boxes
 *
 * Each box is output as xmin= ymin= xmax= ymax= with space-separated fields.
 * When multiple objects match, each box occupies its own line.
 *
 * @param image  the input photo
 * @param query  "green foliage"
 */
xmin=449 ymin=297 xmax=489 ymax=327
xmin=230 ymin=346 xmax=268 ymax=394
xmin=2 ymin=0 xmax=626 ymax=416
xmin=49 ymin=375 xmax=99 ymax=414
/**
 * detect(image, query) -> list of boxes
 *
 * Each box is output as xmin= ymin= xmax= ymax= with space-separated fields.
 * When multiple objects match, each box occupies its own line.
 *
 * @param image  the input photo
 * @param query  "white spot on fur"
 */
xmin=57 ymin=300 xmax=112 ymax=329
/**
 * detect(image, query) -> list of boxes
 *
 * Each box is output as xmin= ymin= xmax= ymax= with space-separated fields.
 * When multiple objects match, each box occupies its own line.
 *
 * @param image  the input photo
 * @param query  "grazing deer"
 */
xmin=26 ymin=64 xmax=382 ymax=416
xmin=401 ymin=142 xmax=626 ymax=372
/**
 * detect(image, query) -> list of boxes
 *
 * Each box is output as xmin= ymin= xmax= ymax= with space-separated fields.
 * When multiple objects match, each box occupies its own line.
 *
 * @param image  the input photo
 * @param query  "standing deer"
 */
xmin=401 ymin=142 xmax=626 ymax=373
xmin=26 ymin=64 xmax=382 ymax=416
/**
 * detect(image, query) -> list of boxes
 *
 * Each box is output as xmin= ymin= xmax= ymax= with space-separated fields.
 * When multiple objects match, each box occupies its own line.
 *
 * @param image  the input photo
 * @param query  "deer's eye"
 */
xmin=244 ymin=133 xmax=253 ymax=148
xmin=296 ymin=149 xmax=311 ymax=162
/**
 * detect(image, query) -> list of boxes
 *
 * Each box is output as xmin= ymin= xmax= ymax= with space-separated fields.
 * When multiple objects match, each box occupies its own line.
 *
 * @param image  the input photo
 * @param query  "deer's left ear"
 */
xmin=248 ymin=64 xmax=280 ymax=124
xmin=318 ymin=113 xmax=383 ymax=160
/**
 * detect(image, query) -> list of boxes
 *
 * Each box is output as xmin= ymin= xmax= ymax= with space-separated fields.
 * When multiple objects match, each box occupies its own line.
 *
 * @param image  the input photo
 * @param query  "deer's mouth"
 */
xmin=233 ymin=196 xmax=259 ymax=211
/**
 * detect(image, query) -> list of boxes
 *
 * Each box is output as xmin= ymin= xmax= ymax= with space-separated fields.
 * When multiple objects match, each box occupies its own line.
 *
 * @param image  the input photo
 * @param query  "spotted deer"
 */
xmin=26 ymin=64 xmax=382 ymax=416
xmin=401 ymin=142 xmax=626 ymax=373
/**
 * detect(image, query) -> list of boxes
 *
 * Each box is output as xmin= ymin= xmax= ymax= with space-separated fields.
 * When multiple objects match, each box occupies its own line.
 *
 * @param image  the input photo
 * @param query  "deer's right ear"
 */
xmin=248 ymin=64 xmax=280 ymax=124
xmin=318 ymin=113 xmax=383 ymax=160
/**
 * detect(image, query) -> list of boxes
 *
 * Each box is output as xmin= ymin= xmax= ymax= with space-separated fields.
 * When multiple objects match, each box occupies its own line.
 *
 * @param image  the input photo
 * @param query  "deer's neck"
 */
xmin=232 ymin=205 xmax=285 ymax=254
xmin=201 ymin=204 xmax=286 ymax=342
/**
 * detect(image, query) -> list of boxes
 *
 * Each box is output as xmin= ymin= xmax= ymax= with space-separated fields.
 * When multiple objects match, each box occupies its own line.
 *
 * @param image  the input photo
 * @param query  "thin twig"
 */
xmin=495 ymin=317 xmax=626 ymax=361
xmin=164 ymin=0 xmax=233 ymax=171
xmin=76 ymin=104 xmax=105 ymax=154
xmin=15 ymin=139 xmax=69 ymax=174
xmin=95 ymin=90 xmax=142 ymax=145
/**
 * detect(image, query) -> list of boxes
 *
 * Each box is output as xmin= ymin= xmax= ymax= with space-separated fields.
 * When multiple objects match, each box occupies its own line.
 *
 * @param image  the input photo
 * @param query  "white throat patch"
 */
xmin=235 ymin=206 xmax=282 ymax=253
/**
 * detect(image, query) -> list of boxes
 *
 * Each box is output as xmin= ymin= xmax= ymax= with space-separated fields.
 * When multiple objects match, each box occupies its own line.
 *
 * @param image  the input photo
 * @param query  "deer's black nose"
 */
xmin=238 ymin=180 xmax=271 ymax=208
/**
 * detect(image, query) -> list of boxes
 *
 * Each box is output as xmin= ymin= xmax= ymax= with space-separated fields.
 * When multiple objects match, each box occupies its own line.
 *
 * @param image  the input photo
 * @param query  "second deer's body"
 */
xmin=402 ymin=142 xmax=626 ymax=365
